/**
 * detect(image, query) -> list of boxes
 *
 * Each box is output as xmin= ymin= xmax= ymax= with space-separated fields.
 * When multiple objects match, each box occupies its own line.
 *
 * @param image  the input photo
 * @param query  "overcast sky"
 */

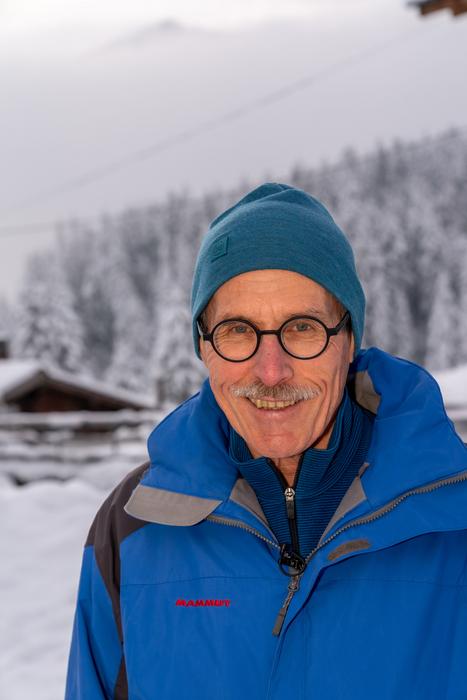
xmin=1 ymin=0 xmax=466 ymax=300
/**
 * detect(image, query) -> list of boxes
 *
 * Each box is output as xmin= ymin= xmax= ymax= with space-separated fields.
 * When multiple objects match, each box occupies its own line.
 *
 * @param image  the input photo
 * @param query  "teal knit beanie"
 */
xmin=191 ymin=183 xmax=365 ymax=357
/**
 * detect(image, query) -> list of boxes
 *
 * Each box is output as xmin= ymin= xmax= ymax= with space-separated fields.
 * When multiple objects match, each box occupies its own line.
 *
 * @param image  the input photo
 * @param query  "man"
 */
xmin=66 ymin=183 xmax=467 ymax=699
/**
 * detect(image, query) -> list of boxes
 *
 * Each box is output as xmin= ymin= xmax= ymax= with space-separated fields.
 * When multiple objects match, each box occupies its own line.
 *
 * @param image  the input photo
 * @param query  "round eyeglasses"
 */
xmin=198 ymin=311 xmax=350 ymax=362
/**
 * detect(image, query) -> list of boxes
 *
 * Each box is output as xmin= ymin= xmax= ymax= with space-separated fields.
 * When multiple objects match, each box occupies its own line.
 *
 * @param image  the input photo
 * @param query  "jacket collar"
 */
xmin=351 ymin=349 xmax=467 ymax=506
xmin=125 ymin=378 xmax=240 ymax=525
xmin=125 ymin=348 xmax=467 ymax=533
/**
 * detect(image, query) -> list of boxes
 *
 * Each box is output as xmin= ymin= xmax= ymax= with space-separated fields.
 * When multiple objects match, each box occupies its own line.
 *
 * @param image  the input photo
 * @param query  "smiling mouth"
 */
xmin=247 ymin=398 xmax=300 ymax=410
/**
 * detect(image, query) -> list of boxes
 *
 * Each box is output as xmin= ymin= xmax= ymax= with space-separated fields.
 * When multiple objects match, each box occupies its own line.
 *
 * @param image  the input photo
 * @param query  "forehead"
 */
xmin=206 ymin=269 xmax=336 ymax=323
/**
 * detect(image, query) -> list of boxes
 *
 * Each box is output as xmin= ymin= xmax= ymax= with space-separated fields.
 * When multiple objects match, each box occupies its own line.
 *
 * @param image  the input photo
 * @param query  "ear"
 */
xmin=348 ymin=332 xmax=355 ymax=363
xmin=199 ymin=336 xmax=209 ymax=367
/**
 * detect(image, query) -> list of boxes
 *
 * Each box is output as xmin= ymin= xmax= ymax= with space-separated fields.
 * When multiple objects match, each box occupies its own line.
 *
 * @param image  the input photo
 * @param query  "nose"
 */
xmin=252 ymin=333 xmax=294 ymax=387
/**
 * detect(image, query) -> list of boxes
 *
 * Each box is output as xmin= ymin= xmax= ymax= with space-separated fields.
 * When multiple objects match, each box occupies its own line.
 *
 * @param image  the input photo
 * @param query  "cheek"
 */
xmin=202 ymin=346 xmax=225 ymax=387
xmin=205 ymin=355 xmax=246 ymax=399
xmin=303 ymin=356 xmax=349 ymax=403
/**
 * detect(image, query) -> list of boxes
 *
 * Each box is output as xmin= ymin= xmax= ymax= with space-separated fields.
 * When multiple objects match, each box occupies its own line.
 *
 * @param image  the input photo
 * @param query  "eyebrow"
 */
xmin=213 ymin=307 xmax=330 ymax=327
xmin=303 ymin=307 xmax=328 ymax=319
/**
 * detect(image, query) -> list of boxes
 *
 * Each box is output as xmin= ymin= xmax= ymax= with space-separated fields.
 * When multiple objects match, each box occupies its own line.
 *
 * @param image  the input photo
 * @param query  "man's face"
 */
xmin=199 ymin=269 xmax=355 ymax=461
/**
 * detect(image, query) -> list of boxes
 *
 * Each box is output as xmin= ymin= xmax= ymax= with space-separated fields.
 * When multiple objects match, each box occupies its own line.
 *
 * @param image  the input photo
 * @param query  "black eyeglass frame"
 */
xmin=198 ymin=311 xmax=350 ymax=362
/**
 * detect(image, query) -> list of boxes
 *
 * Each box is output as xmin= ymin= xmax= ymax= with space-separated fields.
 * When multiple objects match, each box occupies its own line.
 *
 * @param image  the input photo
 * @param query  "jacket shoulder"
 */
xmin=86 ymin=460 xmax=150 ymax=551
xmin=84 ymin=460 xmax=151 ymax=655
xmin=72 ymin=464 xmax=149 ymax=700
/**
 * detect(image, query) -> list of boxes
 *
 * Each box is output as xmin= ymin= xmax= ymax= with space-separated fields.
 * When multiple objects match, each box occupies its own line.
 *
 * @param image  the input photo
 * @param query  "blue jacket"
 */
xmin=65 ymin=348 xmax=467 ymax=699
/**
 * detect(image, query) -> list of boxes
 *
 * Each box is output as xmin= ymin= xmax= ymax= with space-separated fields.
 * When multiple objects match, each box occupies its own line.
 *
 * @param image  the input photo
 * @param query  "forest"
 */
xmin=3 ymin=127 xmax=467 ymax=404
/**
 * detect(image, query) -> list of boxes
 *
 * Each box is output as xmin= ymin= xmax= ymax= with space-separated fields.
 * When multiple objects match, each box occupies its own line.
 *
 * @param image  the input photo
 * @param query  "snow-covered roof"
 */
xmin=0 ymin=359 xmax=155 ymax=410
xmin=0 ymin=360 xmax=38 ymax=397
xmin=432 ymin=363 xmax=467 ymax=409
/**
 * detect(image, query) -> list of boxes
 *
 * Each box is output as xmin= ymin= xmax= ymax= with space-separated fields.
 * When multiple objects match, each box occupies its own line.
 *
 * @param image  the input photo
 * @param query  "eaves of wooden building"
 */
xmin=0 ymin=359 xmax=155 ymax=413
xmin=408 ymin=0 xmax=467 ymax=16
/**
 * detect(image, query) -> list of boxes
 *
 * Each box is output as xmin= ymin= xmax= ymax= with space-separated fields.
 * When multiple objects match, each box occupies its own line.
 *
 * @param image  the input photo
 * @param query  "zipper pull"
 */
xmin=272 ymin=575 xmax=300 ymax=637
xmin=284 ymin=487 xmax=295 ymax=519
xmin=279 ymin=543 xmax=306 ymax=576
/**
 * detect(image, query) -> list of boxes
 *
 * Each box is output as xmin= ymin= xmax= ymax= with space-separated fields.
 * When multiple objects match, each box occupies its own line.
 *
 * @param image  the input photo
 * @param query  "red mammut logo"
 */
xmin=176 ymin=599 xmax=231 ymax=608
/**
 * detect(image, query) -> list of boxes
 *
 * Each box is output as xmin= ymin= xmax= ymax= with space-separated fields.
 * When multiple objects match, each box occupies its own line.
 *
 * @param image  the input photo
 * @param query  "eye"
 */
xmin=294 ymin=321 xmax=312 ymax=332
xmin=282 ymin=318 xmax=323 ymax=336
xmin=231 ymin=324 xmax=249 ymax=334
xmin=214 ymin=321 xmax=255 ymax=341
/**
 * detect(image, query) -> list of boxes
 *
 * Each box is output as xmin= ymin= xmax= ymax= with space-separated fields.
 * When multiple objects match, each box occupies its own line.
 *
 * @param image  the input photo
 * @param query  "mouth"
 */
xmin=247 ymin=398 xmax=301 ymax=410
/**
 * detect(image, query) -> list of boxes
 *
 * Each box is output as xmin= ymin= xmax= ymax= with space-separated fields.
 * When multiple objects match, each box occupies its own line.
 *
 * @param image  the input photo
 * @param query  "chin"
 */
xmin=248 ymin=437 xmax=304 ymax=461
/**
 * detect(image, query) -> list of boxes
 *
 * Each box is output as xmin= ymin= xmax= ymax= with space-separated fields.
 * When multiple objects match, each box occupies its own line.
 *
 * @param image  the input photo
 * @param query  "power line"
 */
xmin=0 ymin=217 xmax=106 ymax=237
xmin=1 ymin=20 xmax=434 ymax=224
xmin=0 ymin=221 xmax=67 ymax=236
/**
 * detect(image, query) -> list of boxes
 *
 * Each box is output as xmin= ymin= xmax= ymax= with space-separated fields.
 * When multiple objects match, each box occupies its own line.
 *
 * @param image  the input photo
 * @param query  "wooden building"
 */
xmin=0 ymin=359 xmax=154 ymax=413
xmin=408 ymin=0 xmax=467 ymax=16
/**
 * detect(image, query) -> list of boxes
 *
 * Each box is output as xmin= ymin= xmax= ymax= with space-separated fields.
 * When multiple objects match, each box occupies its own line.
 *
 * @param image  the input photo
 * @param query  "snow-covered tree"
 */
xmin=14 ymin=251 xmax=84 ymax=371
xmin=14 ymin=127 xmax=467 ymax=398
xmin=103 ymin=236 xmax=156 ymax=393
xmin=426 ymin=269 xmax=456 ymax=371
xmin=106 ymin=294 xmax=155 ymax=392
xmin=452 ymin=240 xmax=467 ymax=367
xmin=152 ymin=285 xmax=206 ymax=404
xmin=0 ymin=296 xmax=14 ymax=338
xmin=58 ymin=222 xmax=117 ymax=376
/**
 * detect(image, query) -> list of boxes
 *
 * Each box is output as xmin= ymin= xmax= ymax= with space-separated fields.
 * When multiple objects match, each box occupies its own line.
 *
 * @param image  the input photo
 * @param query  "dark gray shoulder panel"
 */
xmin=85 ymin=461 xmax=150 ymax=700
xmin=86 ymin=461 xmax=150 ymax=550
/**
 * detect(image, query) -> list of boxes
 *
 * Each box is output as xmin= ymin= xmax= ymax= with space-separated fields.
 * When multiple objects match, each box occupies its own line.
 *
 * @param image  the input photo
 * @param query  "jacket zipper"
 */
xmin=206 ymin=514 xmax=280 ymax=550
xmin=267 ymin=457 xmax=302 ymax=557
xmin=271 ymin=469 xmax=467 ymax=636
xmin=272 ymin=575 xmax=300 ymax=636
xmin=284 ymin=487 xmax=300 ymax=554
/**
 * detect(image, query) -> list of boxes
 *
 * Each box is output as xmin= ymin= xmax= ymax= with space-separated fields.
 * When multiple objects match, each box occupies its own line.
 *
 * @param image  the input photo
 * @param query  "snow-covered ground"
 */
xmin=0 ymin=404 xmax=169 ymax=700
xmin=0 ymin=457 xmax=145 ymax=700
xmin=433 ymin=364 xmax=467 ymax=441
xmin=433 ymin=363 xmax=467 ymax=411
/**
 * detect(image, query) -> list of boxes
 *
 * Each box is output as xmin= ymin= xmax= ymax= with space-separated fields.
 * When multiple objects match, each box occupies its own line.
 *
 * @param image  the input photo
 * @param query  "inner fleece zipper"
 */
xmin=267 ymin=457 xmax=302 ymax=563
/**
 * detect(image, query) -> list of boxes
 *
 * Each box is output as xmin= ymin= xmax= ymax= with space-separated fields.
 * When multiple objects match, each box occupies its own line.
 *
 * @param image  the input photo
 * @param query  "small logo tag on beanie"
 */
xmin=210 ymin=237 xmax=229 ymax=261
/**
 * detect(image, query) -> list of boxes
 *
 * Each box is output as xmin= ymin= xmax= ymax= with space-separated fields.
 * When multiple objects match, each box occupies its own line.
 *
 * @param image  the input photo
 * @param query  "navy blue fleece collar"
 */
xmin=229 ymin=390 xmax=374 ymax=555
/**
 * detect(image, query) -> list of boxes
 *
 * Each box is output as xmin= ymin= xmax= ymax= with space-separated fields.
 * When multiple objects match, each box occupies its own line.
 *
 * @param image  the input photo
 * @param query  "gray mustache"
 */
xmin=230 ymin=381 xmax=320 ymax=402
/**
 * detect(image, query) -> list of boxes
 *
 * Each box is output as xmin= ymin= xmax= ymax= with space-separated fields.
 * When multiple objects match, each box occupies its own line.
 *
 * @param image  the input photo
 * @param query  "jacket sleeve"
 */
xmin=65 ymin=462 xmax=149 ymax=700
xmin=65 ymin=545 xmax=125 ymax=699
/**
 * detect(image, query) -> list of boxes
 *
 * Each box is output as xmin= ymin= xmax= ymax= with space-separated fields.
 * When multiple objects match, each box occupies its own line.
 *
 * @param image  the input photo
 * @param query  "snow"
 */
xmin=14 ymin=252 xmax=84 ymax=375
xmin=0 ymin=408 xmax=163 ymax=429
xmin=0 ymin=408 xmax=166 ymax=485
xmin=0 ymin=359 xmax=38 ymax=398
xmin=0 ymin=467 xmax=130 ymax=700
xmin=40 ymin=364 xmax=156 ymax=409
xmin=4 ymin=113 xmax=467 ymax=700
xmin=0 ymin=405 xmax=171 ymax=700
xmin=0 ymin=358 xmax=155 ymax=409
xmin=433 ymin=363 xmax=467 ymax=410
xmin=6 ymin=130 xmax=467 ymax=399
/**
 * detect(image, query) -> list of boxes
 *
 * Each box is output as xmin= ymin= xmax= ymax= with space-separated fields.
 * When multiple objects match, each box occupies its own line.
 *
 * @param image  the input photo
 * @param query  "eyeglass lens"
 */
xmin=212 ymin=318 xmax=328 ymax=360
